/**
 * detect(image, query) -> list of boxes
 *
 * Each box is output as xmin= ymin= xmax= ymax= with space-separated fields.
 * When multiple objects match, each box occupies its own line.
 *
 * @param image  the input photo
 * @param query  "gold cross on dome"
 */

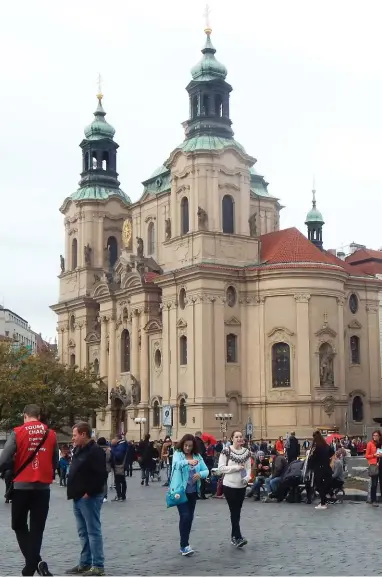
xmin=97 ymin=73 xmax=103 ymax=99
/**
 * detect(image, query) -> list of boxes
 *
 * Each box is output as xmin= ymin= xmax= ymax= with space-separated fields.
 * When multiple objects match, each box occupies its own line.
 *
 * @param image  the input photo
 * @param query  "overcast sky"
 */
xmin=1 ymin=0 xmax=381 ymax=339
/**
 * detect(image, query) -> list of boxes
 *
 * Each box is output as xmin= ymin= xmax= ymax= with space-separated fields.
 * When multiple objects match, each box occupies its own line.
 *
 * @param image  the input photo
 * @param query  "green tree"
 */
xmin=0 ymin=342 xmax=107 ymax=432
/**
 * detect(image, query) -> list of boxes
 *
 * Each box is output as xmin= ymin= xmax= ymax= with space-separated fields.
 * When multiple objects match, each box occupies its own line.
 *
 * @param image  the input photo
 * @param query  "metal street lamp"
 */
xmin=215 ymin=413 xmax=233 ymax=435
xmin=134 ymin=417 xmax=147 ymax=440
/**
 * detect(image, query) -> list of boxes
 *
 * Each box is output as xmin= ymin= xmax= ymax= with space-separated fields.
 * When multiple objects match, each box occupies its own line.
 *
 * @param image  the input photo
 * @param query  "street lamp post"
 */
xmin=215 ymin=413 xmax=233 ymax=435
xmin=134 ymin=417 xmax=147 ymax=440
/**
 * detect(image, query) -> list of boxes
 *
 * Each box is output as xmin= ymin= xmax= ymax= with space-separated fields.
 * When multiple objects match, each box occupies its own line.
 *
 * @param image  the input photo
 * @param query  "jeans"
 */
xmin=73 ymin=494 xmax=104 ymax=569
xmin=222 ymin=485 xmax=246 ymax=540
xmin=141 ymin=467 xmax=150 ymax=485
xmin=11 ymin=489 xmax=50 ymax=576
xmin=115 ymin=474 xmax=126 ymax=499
xmin=265 ymin=476 xmax=282 ymax=495
xmin=370 ymin=468 xmax=382 ymax=503
xmin=249 ymin=476 xmax=266 ymax=497
xmin=177 ymin=492 xmax=197 ymax=548
xmin=59 ymin=469 xmax=67 ymax=486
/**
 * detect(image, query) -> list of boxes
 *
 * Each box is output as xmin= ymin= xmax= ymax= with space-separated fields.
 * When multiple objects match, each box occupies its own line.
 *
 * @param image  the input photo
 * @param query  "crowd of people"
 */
xmin=0 ymin=404 xmax=378 ymax=575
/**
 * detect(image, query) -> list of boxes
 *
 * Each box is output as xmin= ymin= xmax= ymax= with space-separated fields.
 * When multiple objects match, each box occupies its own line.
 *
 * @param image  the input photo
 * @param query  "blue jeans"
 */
xmin=177 ymin=492 xmax=197 ymax=548
xmin=265 ymin=476 xmax=282 ymax=495
xmin=73 ymin=495 xmax=104 ymax=569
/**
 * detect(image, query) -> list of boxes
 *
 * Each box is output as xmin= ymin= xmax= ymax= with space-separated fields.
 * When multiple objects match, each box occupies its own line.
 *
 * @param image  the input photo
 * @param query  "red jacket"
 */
xmin=14 ymin=421 xmax=57 ymax=484
xmin=366 ymin=441 xmax=378 ymax=465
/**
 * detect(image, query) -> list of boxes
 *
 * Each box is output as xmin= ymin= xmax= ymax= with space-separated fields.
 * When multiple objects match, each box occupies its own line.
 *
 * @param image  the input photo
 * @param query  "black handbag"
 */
xmin=5 ymin=429 xmax=50 ymax=500
xmin=368 ymin=464 xmax=379 ymax=477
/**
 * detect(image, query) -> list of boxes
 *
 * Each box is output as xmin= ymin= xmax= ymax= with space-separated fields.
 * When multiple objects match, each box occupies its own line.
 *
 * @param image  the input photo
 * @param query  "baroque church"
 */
xmin=52 ymin=25 xmax=382 ymax=440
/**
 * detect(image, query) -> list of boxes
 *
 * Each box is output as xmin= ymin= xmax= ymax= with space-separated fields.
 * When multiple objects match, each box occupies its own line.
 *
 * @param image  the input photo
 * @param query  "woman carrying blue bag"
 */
xmin=167 ymin=434 xmax=209 ymax=556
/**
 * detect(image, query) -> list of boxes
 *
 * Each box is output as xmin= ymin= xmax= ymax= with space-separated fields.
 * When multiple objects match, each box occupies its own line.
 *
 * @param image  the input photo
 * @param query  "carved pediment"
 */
xmin=218 ymin=183 xmax=240 ymax=192
xmin=123 ymin=274 xmax=142 ymax=290
xmin=144 ymin=319 xmax=163 ymax=334
xmin=176 ymin=185 xmax=190 ymax=195
xmin=315 ymin=325 xmax=337 ymax=338
xmin=268 ymin=327 xmax=294 ymax=338
xmin=85 ymin=332 xmax=101 ymax=344
xmin=225 ymin=316 xmax=241 ymax=326
xmin=68 ymin=339 xmax=76 ymax=348
xmin=177 ymin=318 xmax=187 ymax=329
xmin=92 ymin=282 xmax=110 ymax=298
xmin=348 ymin=320 xmax=362 ymax=330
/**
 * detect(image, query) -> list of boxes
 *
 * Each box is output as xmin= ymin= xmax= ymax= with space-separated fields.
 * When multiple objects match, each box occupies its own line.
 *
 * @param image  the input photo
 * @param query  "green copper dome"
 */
xmin=70 ymin=185 xmax=131 ymax=205
xmin=84 ymin=96 xmax=115 ymax=141
xmin=305 ymin=190 xmax=324 ymax=224
xmin=178 ymin=134 xmax=245 ymax=153
xmin=191 ymin=31 xmax=227 ymax=82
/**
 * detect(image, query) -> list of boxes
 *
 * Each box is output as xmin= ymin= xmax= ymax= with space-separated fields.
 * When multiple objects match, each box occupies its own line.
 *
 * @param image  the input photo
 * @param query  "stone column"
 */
xmin=78 ymin=213 xmax=83 ymax=268
xmin=108 ymin=315 xmax=117 ymax=392
xmin=169 ymin=302 xmax=178 ymax=404
xmin=65 ymin=221 xmax=70 ymax=265
xmin=100 ymin=316 xmax=108 ymax=379
xmin=246 ymin=298 xmax=260 ymax=401
xmin=98 ymin=215 xmax=104 ymax=268
xmin=162 ymin=302 xmax=171 ymax=404
xmin=62 ymin=325 xmax=69 ymax=365
xmin=140 ymin=311 xmax=149 ymax=405
xmin=367 ymin=302 xmax=381 ymax=399
xmin=131 ymin=309 xmax=140 ymax=380
xmin=214 ymin=296 xmax=226 ymax=402
xmin=337 ymin=297 xmax=346 ymax=395
xmin=240 ymin=172 xmax=249 ymax=236
xmin=294 ymin=293 xmax=311 ymax=397
xmin=171 ymin=176 xmax=178 ymax=238
xmin=211 ymin=169 xmax=220 ymax=232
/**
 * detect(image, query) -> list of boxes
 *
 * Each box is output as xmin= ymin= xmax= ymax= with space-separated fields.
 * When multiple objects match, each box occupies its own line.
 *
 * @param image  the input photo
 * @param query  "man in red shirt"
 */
xmin=0 ymin=404 xmax=58 ymax=576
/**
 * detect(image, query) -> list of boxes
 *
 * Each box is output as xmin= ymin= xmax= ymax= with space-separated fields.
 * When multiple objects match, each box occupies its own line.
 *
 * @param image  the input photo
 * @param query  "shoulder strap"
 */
xmin=14 ymin=429 xmax=50 ymax=478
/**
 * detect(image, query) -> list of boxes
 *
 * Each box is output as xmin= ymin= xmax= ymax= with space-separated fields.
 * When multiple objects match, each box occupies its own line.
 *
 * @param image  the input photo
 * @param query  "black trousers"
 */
xmin=223 ymin=486 xmax=246 ymax=540
xmin=126 ymin=462 xmax=133 ymax=477
xmin=115 ymin=474 xmax=126 ymax=499
xmin=315 ymin=473 xmax=332 ymax=505
xmin=11 ymin=489 xmax=50 ymax=576
xmin=370 ymin=468 xmax=382 ymax=503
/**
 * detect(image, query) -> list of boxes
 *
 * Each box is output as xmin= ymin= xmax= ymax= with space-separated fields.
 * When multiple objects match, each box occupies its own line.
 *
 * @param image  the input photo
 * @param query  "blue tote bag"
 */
xmin=166 ymin=463 xmax=187 ymax=508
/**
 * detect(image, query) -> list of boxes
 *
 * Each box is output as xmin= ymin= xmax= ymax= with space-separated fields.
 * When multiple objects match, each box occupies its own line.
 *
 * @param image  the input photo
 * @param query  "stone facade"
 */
xmin=51 ymin=29 xmax=382 ymax=440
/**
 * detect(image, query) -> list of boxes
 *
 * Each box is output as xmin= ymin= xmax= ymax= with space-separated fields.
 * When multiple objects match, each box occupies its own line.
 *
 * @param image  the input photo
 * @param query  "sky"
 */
xmin=1 ymin=0 xmax=382 ymax=339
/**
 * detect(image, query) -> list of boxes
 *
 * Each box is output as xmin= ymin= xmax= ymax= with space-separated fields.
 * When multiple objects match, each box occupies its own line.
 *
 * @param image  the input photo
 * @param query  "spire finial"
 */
xmin=312 ymin=176 xmax=316 ymax=208
xmin=96 ymin=72 xmax=103 ymax=101
xmin=204 ymin=4 xmax=212 ymax=35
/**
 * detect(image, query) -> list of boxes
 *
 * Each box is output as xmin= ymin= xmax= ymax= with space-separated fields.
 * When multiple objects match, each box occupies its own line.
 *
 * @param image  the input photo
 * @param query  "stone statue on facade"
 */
xmin=197 ymin=206 xmax=208 ymax=231
xmin=131 ymin=376 xmax=141 ymax=405
xmin=84 ymin=243 xmax=92 ymax=266
xmin=60 ymin=254 xmax=65 ymax=273
xmin=110 ymin=384 xmax=129 ymax=407
xmin=136 ymin=237 xmax=144 ymax=259
xmin=248 ymin=213 xmax=257 ymax=237
xmin=320 ymin=346 xmax=334 ymax=386
xmin=165 ymin=218 xmax=171 ymax=240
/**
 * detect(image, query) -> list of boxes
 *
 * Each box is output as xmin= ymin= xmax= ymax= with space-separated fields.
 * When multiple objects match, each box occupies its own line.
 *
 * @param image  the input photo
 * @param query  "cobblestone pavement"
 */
xmin=1 ymin=475 xmax=381 ymax=575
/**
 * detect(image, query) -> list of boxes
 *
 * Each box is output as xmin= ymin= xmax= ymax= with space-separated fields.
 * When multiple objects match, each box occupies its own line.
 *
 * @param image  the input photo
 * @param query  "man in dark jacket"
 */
xmin=195 ymin=432 xmax=208 ymax=499
xmin=265 ymin=448 xmax=287 ymax=497
xmin=138 ymin=434 xmax=154 ymax=486
xmin=286 ymin=432 xmax=300 ymax=462
xmin=67 ymin=422 xmax=107 ymax=576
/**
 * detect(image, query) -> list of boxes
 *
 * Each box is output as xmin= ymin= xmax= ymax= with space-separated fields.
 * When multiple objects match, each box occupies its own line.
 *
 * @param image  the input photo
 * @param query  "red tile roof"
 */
xmin=260 ymin=228 xmax=341 ymax=266
xmin=346 ymin=248 xmax=382 ymax=264
xmin=144 ymin=271 xmax=160 ymax=283
xmin=258 ymin=228 xmax=370 ymax=276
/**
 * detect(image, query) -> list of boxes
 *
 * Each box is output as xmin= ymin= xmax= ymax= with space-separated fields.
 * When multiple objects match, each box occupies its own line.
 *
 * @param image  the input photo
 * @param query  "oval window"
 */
xmin=154 ymin=349 xmax=162 ymax=368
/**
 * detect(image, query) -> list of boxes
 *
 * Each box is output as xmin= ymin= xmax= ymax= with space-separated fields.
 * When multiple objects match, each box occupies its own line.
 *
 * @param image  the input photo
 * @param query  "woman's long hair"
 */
xmin=372 ymin=430 xmax=382 ymax=447
xmin=312 ymin=430 xmax=326 ymax=448
xmin=176 ymin=434 xmax=199 ymax=455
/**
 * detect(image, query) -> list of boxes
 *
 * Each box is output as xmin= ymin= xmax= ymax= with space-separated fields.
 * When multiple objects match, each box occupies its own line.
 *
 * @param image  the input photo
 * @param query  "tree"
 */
xmin=0 ymin=342 xmax=107 ymax=432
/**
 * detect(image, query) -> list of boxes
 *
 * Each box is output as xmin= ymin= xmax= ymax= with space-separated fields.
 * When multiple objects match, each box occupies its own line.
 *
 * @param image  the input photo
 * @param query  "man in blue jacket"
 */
xmin=110 ymin=435 xmax=128 ymax=501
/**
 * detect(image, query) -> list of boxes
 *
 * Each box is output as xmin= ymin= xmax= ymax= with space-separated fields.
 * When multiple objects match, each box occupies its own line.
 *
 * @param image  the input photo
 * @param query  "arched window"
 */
xmin=350 ymin=335 xmax=360 ymax=364
xmin=102 ymin=151 xmax=109 ymax=171
xmin=319 ymin=342 xmax=335 ymax=386
xmin=202 ymin=94 xmax=210 ymax=115
xmin=121 ymin=329 xmax=130 ymax=372
xmin=180 ymin=336 xmax=187 ymax=365
xmin=93 ymin=358 xmax=99 ymax=375
xmin=192 ymin=95 xmax=198 ymax=118
xmin=153 ymin=400 xmax=160 ymax=427
xmin=215 ymin=94 xmax=223 ymax=117
xmin=147 ymin=222 xmax=155 ymax=255
xmin=352 ymin=395 xmax=363 ymax=422
xmin=181 ymin=197 xmax=189 ymax=234
xmin=106 ymin=236 xmax=118 ymax=267
xmin=92 ymin=152 xmax=98 ymax=169
xmin=84 ymin=151 xmax=90 ymax=171
xmin=272 ymin=342 xmax=291 ymax=387
xmin=222 ymin=195 xmax=234 ymax=234
xmin=179 ymin=398 xmax=187 ymax=426
xmin=226 ymin=334 xmax=237 ymax=363
xmin=72 ymin=238 xmax=78 ymax=269
xmin=70 ymin=315 xmax=75 ymax=332
xmin=70 ymin=354 xmax=76 ymax=367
